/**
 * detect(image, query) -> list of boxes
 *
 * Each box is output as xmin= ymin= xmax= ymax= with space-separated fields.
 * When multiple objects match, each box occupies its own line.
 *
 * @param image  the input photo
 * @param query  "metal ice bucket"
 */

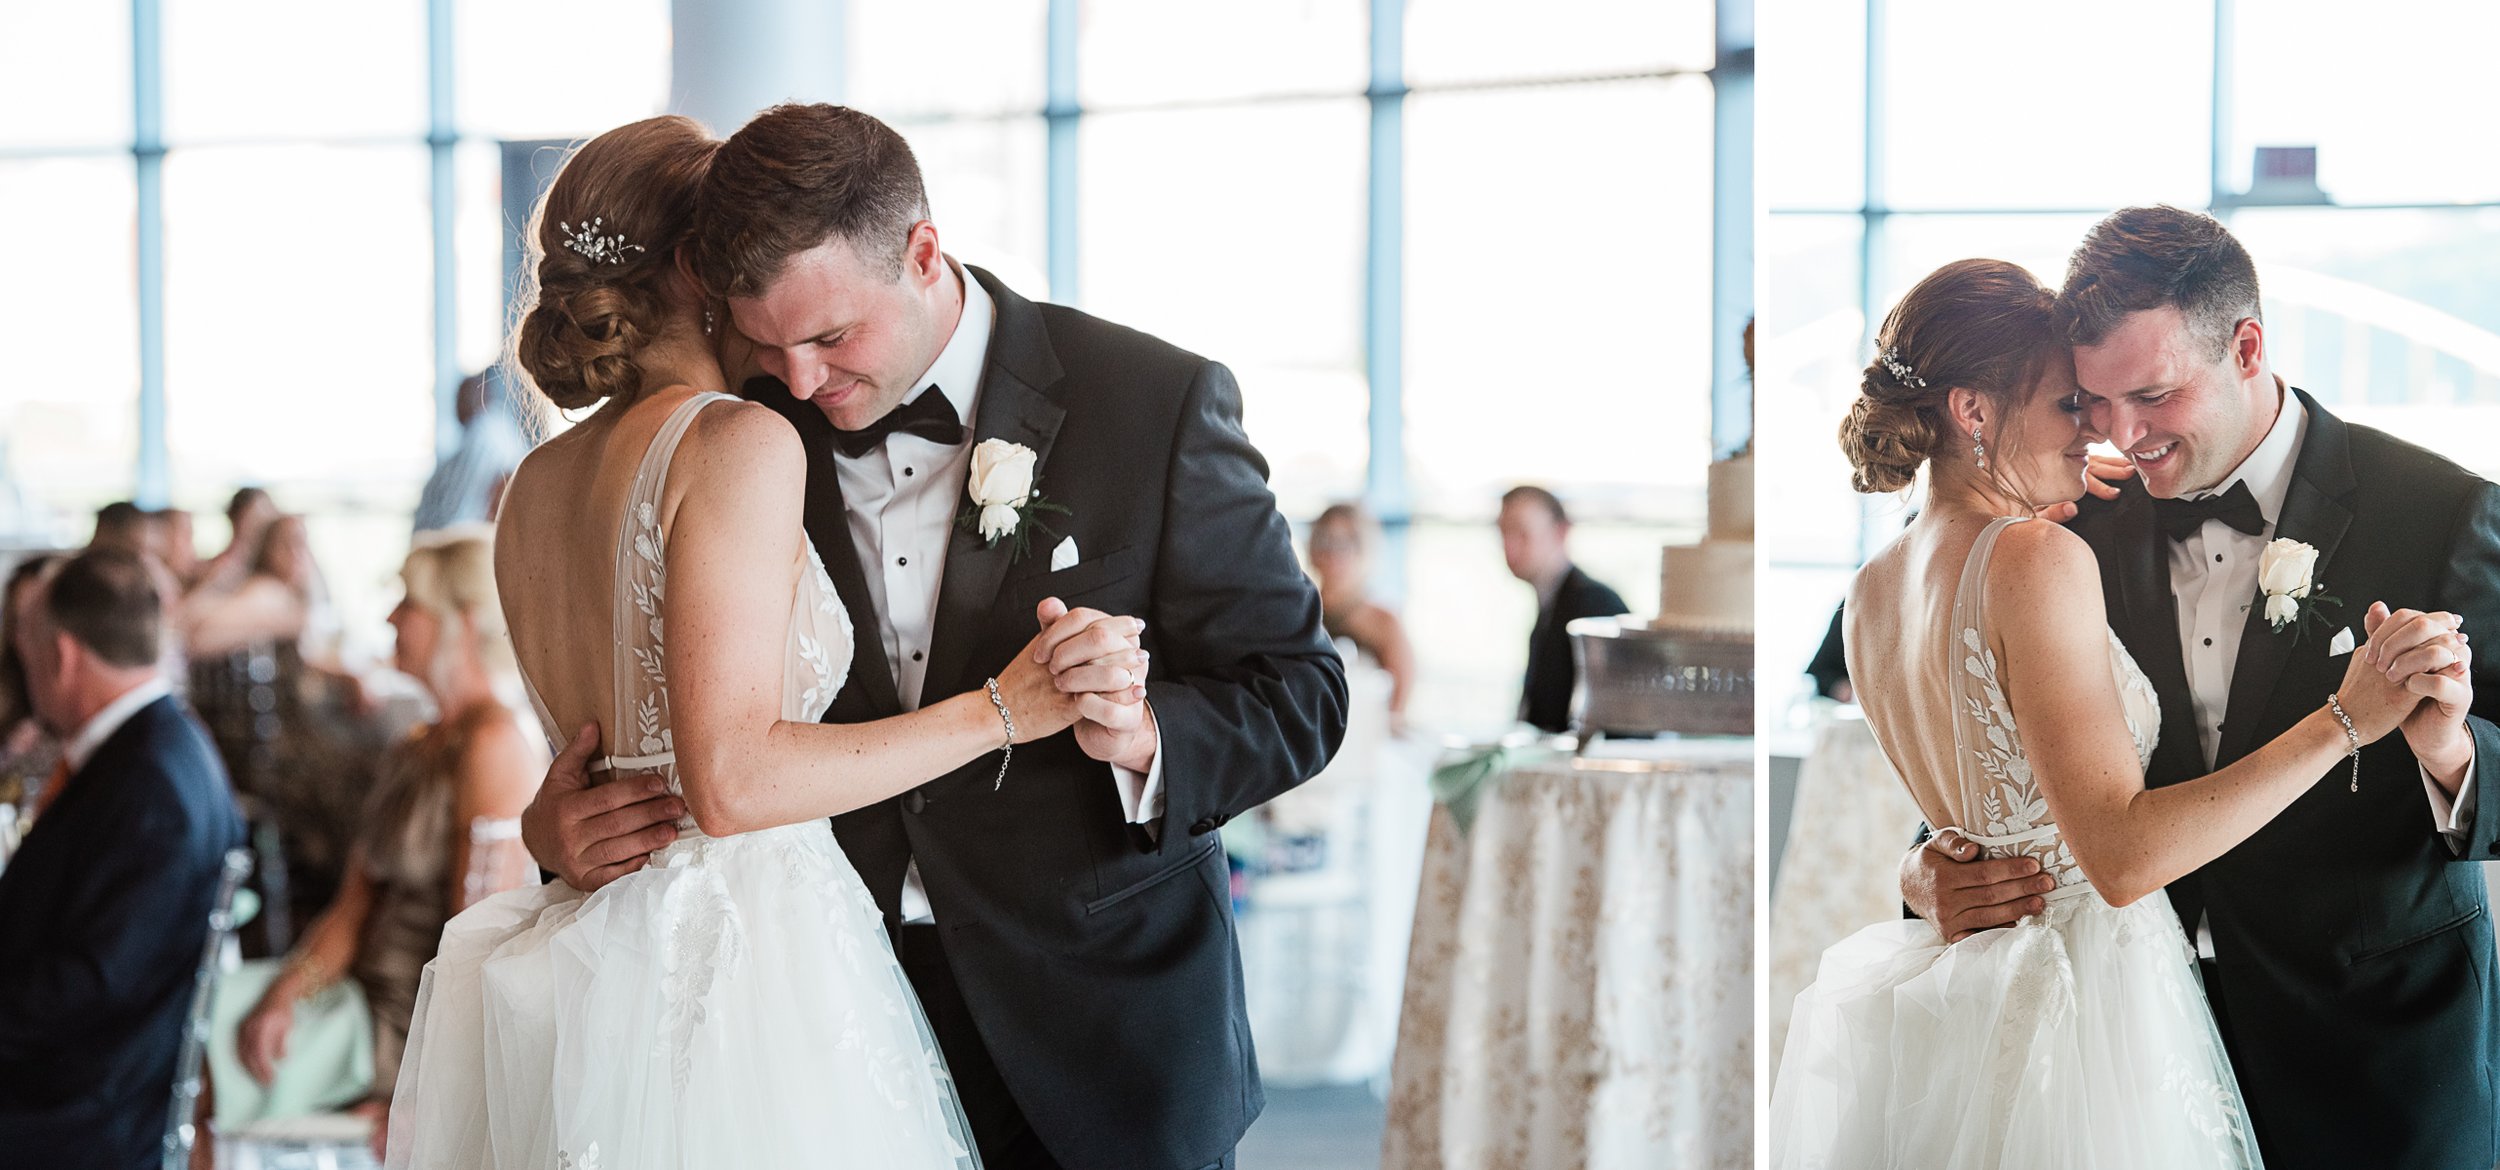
xmin=1567 ymin=616 xmax=1754 ymax=738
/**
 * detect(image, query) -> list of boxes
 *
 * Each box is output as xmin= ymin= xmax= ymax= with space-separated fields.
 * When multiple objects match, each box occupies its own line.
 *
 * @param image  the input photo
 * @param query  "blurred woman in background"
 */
xmin=234 ymin=531 xmax=542 ymax=1156
xmin=1308 ymin=502 xmax=1414 ymax=727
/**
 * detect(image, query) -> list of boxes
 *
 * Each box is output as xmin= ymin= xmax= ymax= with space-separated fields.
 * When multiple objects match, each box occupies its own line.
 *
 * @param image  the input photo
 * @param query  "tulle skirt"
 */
xmin=384 ymin=823 xmax=981 ymax=1170
xmin=1770 ymin=889 xmax=2262 ymax=1169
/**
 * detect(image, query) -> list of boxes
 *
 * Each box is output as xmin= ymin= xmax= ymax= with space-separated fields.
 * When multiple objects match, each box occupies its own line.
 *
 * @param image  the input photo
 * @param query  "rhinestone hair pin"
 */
xmin=558 ymin=217 xmax=644 ymax=266
xmin=1879 ymin=346 xmax=1928 ymax=389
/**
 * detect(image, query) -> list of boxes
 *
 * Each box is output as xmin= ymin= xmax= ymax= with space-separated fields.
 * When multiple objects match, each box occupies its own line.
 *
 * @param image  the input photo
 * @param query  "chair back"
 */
xmin=163 ymin=847 xmax=254 ymax=1170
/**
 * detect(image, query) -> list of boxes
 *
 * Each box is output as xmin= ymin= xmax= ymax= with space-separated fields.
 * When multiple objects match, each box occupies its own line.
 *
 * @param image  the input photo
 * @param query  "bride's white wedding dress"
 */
xmin=386 ymin=392 xmax=980 ymax=1169
xmin=1771 ymin=517 xmax=2263 ymax=1169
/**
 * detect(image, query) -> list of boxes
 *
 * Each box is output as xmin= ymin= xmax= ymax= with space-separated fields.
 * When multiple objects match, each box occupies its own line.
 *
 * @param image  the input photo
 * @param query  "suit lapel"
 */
xmin=743 ymin=377 xmax=903 ymax=718
xmin=2215 ymin=390 xmax=2355 ymax=765
xmin=920 ymin=269 xmax=1068 ymax=703
xmin=2100 ymin=487 xmax=2206 ymax=784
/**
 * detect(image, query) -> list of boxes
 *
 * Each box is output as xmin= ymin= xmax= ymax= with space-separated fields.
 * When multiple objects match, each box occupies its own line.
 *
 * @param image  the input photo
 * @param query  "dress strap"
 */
xmin=608 ymin=391 xmax=737 ymax=774
xmin=1946 ymin=516 xmax=2027 ymax=832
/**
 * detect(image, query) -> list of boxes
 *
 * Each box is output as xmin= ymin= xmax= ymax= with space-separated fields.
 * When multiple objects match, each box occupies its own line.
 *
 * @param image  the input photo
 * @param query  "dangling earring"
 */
xmin=1971 ymin=424 xmax=1989 ymax=470
xmin=702 ymin=304 xmax=718 ymax=336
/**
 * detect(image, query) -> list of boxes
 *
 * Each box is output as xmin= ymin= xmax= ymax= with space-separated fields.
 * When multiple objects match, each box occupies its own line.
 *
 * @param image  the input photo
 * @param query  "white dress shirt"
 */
xmin=2168 ymin=385 xmax=2476 ymax=958
xmin=838 ymin=260 xmax=1162 ymax=924
xmin=63 ymin=676 xmax=173 ymax=774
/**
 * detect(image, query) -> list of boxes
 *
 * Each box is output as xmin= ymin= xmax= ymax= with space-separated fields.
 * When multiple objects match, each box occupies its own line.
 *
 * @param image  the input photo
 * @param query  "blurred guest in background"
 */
xmin=1308 ymin=503 xmax=1415 ymax=727
xmin=85 ymin=505 xmax=185 ymax=681
xmin=0 ymin=548 xmax=245 ymax=1170
xmin=153 ymin=508 xmax=201 ymax=590
xmin=234 ymin=532 xmax=541 ymax=1157
xmin=412 ymin=370 xmax=529 ymax=534
xmin=193 ymin=487 xmax=280 ymax=600
xmin=88 ymin=502 xmax=155 ymax=559
xmin=0 ymin=556 xmax=63 ymax=845
xmin=1499 ymin=485 xmax=1627 ymax=734
xmin=181 ymin=514 xmax=321 ymax=660
xmin=1806 ymin=603 xmax=1851 ymax=702
xmin=184 ymin=513 xmax=387 ymax=955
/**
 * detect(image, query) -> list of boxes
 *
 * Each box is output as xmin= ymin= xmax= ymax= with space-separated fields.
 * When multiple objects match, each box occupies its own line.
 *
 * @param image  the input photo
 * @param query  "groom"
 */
xmin=1907 ymin=206 xmax=2500 ymax=1169
xmin=525 ymin=104 xmax=1345 ymax=1170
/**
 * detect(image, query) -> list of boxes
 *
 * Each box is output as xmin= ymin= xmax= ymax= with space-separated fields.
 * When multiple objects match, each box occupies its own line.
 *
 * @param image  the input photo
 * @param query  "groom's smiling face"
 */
xmin=2072 ymin=305 xmax=2273 ymax=500
xmin=729 ymin=226 xmax=957 ymax=433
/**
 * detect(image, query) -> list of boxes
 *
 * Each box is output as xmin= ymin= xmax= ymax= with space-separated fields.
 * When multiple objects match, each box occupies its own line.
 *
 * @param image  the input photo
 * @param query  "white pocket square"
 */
xmin=1050 ymin=536 xmax=1080 ymax=573
xmin=2329 ymin=626 xmax=2357 ymax=657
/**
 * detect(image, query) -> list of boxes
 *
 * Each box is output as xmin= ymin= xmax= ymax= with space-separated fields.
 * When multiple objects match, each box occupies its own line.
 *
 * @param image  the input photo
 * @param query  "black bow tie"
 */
xmin=2154 ymin=479 xmax=2267 ymax=541
xmin=830 ymin=388 xmax=965 ymax=458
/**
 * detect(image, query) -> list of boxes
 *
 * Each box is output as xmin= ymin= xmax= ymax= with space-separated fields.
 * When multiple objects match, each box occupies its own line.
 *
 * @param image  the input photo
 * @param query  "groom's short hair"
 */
xmin=695 ymin=104 xmax=932 ymax=298
xmin=2056 ymin=205 xmax=2262 ymax=361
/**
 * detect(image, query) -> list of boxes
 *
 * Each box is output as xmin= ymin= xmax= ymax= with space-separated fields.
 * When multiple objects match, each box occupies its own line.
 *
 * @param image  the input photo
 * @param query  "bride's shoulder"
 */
xmin=673 ymin=395 xmax=803 ymax=484
xmin=1984 ymin=519 xmax=2105 ymax=622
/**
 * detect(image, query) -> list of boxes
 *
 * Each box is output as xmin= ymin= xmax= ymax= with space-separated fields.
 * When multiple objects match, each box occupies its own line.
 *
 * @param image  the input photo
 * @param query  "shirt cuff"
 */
xmin=1110 ymin=713 xmax=1165 ymax=827
xmin=2422 ymin=743 xmax=2478 ymax=853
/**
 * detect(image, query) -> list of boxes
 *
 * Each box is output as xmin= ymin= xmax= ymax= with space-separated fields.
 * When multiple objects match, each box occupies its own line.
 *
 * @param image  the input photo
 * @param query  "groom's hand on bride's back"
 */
xmin=519 ymin=722 xmax=687 ymax=892
xmin=1902 ymin=832 xmax=2055 ymax=943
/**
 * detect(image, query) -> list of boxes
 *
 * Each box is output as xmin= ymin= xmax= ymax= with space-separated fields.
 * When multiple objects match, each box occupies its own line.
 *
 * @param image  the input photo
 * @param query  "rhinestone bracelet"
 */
xmin=2326 ymin=693 xmax=2361 ymax=793
xmin=985 ymin=677 xmax=1016 ymax=791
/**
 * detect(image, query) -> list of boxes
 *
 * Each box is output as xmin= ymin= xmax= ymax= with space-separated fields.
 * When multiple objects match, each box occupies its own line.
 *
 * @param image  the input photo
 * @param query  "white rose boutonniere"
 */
xmin=2255 ymin=537 xmax=2339 ymax=642
xmin=957 ymin=438 xmax=1068 ymax=559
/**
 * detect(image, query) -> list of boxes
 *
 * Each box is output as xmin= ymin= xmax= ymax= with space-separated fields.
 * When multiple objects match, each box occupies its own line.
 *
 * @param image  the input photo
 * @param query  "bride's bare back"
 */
xmin=1844 ymin=513 xmax=2005 ymax=837
xmin=494 ymin=385 xmax=803 ymax=759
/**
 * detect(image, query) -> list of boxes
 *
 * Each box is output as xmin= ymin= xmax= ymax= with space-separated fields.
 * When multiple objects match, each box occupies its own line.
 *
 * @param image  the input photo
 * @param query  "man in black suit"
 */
xmin=1906 ymin=206 xmax=2500 ymax=1169
xmin=523 ymin=104 xmax=1345 ymax=1170
xmin=1500 ymin=485 xmax=1630 ymax=733
xmin=0 ymin=548 xmax=246 ymax=1169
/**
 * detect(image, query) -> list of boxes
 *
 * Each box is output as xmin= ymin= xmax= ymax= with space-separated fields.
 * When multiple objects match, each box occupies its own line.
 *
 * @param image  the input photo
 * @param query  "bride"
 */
xmin=1768 ymin=259 xmax=2459 ymax=1167
xmin=385 ymin=116 xmax=1144 ymax=1168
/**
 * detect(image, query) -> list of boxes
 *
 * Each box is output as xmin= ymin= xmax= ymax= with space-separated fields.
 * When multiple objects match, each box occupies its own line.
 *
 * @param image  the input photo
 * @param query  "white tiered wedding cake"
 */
xmin=1654 ymin=452 xmax=1754 ymax=635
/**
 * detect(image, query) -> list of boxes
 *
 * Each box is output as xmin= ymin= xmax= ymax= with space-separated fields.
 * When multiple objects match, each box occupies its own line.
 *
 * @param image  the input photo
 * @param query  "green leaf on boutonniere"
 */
xmin=956 ymin=492 xmax=1071 ymax=562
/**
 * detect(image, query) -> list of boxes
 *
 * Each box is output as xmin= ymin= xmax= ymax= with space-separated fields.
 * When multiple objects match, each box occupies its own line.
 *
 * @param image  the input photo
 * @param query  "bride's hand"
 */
xmin=2336 ymin=608 xmax=2461 ymax=741
xmin=994 ymin=605 xmax=1146 ymax=743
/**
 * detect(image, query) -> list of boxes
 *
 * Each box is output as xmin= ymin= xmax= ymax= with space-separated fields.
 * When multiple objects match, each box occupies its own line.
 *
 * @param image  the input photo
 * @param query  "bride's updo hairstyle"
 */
xmin=1840 ymin=258 xmax=2058 ymax=494
xmin=512 ymin=116 xmax=719 ymax=411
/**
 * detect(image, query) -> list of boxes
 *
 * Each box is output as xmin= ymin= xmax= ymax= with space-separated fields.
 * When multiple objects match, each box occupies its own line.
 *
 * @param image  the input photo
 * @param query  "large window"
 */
xmin=810 ymin=0 xmax=1744 ymax=735
xmin=0 ymin=1 xmax=670 ymax=660
xmin=2 ymin=1 xmax=1742 ymax=734
xmin=1762 ymin=0 xmax=2500 ymax=732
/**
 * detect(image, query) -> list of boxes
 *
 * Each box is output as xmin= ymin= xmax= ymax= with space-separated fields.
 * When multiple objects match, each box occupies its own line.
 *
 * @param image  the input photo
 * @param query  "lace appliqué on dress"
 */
xmin=1959 ymin=627 xmax=2085 ymax=898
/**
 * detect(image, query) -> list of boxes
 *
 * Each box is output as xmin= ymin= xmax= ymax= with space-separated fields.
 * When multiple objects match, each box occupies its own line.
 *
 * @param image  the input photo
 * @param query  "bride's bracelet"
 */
xmin=984 ymin=678 xmax=1016 ymax=791
xmin=2326 ymin=693 xmax=2362 ymax=793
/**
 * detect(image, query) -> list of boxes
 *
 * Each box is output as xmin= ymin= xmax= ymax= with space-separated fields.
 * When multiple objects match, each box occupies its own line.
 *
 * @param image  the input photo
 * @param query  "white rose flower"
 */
xmin=968 ymin=439 xmax=1037 ymax=507
xmin=2264 ymin=592 xmax=2299 ymax=626
xmin=979 ymin=502 xmax=1021 ymax=541
xmin=2258 ymin=538 xmax=2318 ymax=600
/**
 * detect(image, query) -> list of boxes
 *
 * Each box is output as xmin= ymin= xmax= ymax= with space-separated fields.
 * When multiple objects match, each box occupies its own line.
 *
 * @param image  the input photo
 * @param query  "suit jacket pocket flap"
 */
xmin=1084 ymin=836 xmax=1218 ymax=915
xmin=2351 ymin=903 xmax=2486 ymax=965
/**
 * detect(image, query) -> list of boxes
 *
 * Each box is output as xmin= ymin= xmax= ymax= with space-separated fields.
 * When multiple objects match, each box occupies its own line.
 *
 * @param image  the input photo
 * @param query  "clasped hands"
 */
xmin=1905 ymin=601 xmax=2473 ymax=943
xmin=520 ymin=599 xmax=1154 ymax=893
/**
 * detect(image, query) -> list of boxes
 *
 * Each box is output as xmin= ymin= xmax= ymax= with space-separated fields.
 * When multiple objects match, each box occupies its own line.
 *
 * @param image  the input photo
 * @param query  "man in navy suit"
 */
xmin=0 ymin=548 xmax=245 ymax=1170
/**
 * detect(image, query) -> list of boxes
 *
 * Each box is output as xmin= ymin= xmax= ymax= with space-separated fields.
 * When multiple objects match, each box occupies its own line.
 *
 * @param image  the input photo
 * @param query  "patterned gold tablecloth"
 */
xmin=1383 ymin=738 xmax=1754 ymax=1170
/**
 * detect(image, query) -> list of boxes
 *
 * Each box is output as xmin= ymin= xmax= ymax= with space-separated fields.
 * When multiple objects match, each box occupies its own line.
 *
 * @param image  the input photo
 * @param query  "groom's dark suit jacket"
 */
xmin=745 ymin=266 xmax=1347 ymax=1170
xmin=2073 ymin=389 xmax=2500 ymax=1170
xmin=0 ymin=696 xmax=245 ymax=1170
